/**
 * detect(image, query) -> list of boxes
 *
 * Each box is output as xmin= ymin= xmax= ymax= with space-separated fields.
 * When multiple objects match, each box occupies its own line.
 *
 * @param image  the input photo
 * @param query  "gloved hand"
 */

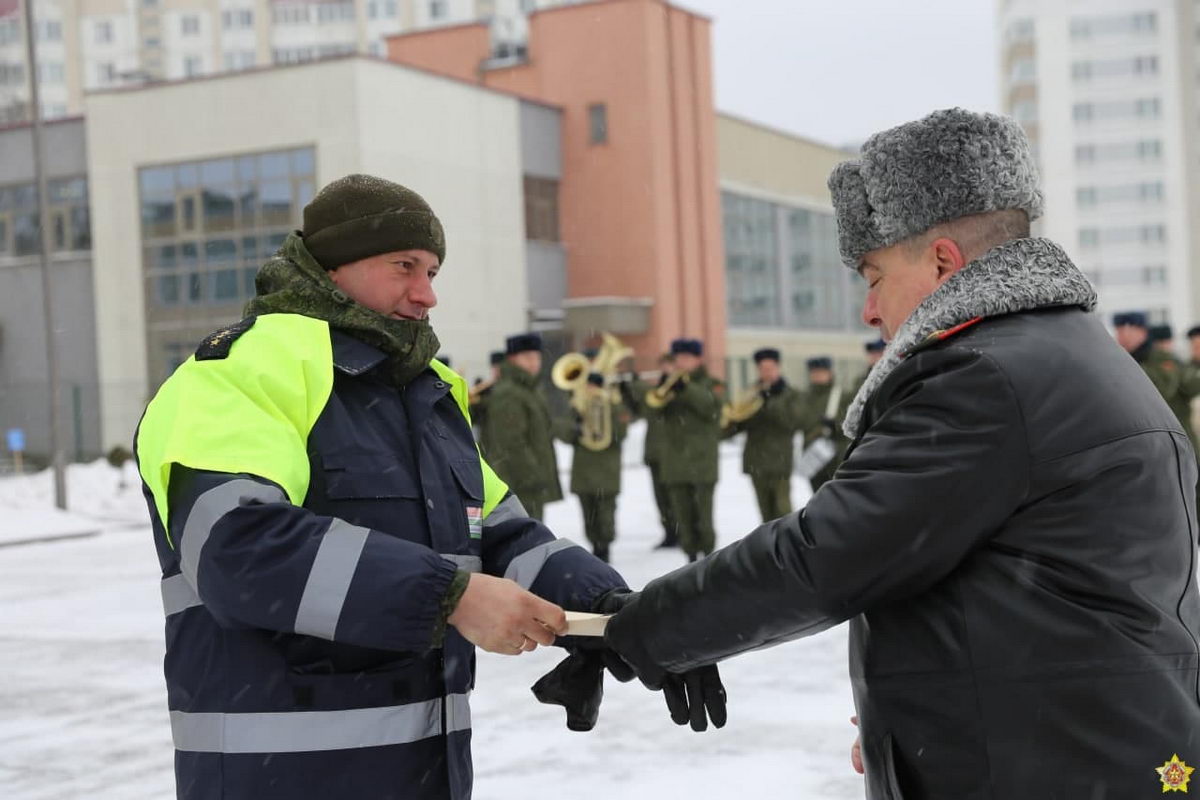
xmin=600 ymin=590 xmax=728 ymax=733
xmin=530 ymin=590 xmax=636 ymax=732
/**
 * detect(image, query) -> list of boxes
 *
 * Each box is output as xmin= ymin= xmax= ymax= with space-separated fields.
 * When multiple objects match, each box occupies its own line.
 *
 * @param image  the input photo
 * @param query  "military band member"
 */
xmin=635 ymin=353 xmax=679 ymax=549
xmin=848 ymin=338 xmax=886 ymax=400
xmin=796 ymin=356 xmax=849 ymax=492
xmin=486 ymin=333 xmax=563 ymax=521
xmin=648 ymin=338 xmax=724 ymax=562
xmin=470 ymin=350 xmax=505 ymax=452
xmin=724 ymin=348 xmax=804 ymax=522
xmin=563 ymin=370 xmax=633 ymax=563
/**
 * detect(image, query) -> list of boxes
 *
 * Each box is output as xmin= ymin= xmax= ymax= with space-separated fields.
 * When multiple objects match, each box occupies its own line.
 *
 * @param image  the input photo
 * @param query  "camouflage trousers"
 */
xmin=751 ymin=476 xmax=792 ymax=523
xmin=667 ymin=482 xmax=715 ymax=558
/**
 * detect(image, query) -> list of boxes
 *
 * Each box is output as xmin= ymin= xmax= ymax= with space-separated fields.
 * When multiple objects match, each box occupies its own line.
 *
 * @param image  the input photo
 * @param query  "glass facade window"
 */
xmin=786 ymin=207 xmax=851 ymax=330
xmin=722 ymin=191 xmax=865 ymax=332
xmin=0 ymin=177 xmax=91 ymax=257
xmin=138 ymin=147 xmax=314 ymax=315
xmin=724 ymin=193 xmax=779 ymax=327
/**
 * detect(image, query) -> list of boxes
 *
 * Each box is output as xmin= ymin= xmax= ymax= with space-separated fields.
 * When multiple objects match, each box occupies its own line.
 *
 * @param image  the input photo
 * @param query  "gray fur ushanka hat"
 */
xmin=828 ymin=108 xmax=1043 ymax=269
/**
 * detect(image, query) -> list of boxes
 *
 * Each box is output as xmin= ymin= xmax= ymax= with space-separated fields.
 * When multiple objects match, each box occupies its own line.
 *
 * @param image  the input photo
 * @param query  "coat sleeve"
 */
xmin=480 ymin=492 xmax=626 ymax=611
xmin=605 ymin=346 xmax=1030 ymax=672
xmin=165 ymin=465 xmax=459 ymax=652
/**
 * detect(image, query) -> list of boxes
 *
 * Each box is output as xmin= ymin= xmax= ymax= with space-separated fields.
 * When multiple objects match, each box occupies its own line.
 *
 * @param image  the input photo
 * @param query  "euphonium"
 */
xmin=720 ymin=384 xmax=765 ymax=428
xmin=552 ymin=332 xmax=633 ymax=451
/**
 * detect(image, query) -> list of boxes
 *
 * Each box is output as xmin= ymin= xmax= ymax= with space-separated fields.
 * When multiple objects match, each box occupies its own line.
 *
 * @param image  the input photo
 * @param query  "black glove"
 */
xmin=600 ymin=591 xmax=728 ymax=733
xmin=529 ymin=590 xmax=636 ymax=732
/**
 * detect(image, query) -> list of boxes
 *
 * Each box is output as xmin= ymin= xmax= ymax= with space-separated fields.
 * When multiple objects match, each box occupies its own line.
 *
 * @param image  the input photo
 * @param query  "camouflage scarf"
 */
xmin=244 ymin=232 xmax=440 ymax=387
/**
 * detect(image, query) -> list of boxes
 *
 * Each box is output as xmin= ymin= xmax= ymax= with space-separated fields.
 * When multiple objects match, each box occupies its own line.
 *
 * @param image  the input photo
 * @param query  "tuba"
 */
xmin=720 ymin=384 xmax=765 ymax=428
xmin=551 ymin=332 xmax=633 ymax=451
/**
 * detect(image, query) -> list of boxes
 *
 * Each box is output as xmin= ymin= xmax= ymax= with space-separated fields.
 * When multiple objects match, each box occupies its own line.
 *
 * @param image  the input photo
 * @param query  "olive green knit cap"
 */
xmin=302 ymin=174 xmax=446 ymax=269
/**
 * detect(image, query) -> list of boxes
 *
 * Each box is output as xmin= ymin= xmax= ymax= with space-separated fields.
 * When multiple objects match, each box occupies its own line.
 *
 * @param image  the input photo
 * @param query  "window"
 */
xmin=1077 ymin=140 xmax=1164 ymax=164
xmin=1072 ymin=55 xmax=1158 ymax=81
xmin=95 ymin=20 xmax=113 ymax=44
xmin=183 ymin=55 xmax=203 ymax=77
xmin=1009 ymin=58 xmax=1035 ymax=83
xmin=1005 ymin=18 xmax=1033 ymax=43
xmin=0 ymin=17 xmax=20 ymax=44
xmin=368 ymin=1 xmax=378 ymax=18
xmin=98 ymin=62 xmax=116 ymax=83
xmin=1011 ymin=99 xmax=1037 ymax=123
xmin=139 ymin=148 xmax=314 ymax=304
xmin=39 ymin=20 xmax=62 ymax=41
xmin=523 ymin=177 xmax=559 ymax=242
xmin=520 ymin=0 xmax=536 ymax=12
xmin=724 ymin=193 xmax=780 ymax=327
xmin=1078 ymin=224 xmax=1167 ymax=248
xmin=1071 ymin=12 xmax=1156 ymax=39
xmin=181 ymin=15 xmax=200 ymax=35
xmin=429 ymin=0 xmax=447 ymax=20
xmin=223 ymin=8 xmax=254 ymax=28
xmin=139 ymin=148 xmax=315 ymax=385
xmin=1073 ymin=97 xmax=1161 ymax=123
xmin=0 ymin=177 xmax=91 ymax=257
xmin=383 ymin=0 xmax=397 ymax=15
xmin=588 ymin=103 xmax=608 ymax=145
xmin=37 ymin=62 xmax=64 ymax=83
xmin=0 ymin=63 xmax=24 ymax=85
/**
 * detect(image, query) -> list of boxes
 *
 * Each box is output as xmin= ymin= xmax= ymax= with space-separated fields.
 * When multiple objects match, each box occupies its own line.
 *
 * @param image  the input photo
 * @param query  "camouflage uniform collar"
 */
xmin=500 ymin=361 xmax=541 ymax=387
xmin=244 ymin=232 xmax=440 ymax=387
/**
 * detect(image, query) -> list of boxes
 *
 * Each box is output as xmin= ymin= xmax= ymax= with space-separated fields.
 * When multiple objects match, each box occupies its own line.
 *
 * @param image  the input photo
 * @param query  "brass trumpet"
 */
xmin=720 ymin=385 xmax=765 ymax=428
xmin=551 ymin=332 xmax=633 ymax=451
xmin=644 ymin=369 xmax=689 ymax=409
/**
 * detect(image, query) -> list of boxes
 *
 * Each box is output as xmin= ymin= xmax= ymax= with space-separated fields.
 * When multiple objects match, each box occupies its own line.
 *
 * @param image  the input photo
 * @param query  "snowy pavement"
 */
xmin=0 ymin=432 xmax=862 ymax=799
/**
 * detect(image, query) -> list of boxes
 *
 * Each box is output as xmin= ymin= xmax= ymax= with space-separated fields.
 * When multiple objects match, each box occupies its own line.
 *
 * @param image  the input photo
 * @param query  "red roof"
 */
xmin=0 ymin=0 xmax=20 ymax=18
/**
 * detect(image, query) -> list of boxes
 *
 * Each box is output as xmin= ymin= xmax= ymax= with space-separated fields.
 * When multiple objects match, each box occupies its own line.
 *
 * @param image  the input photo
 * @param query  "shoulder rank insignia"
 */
xmin=1157 ymin=754 xmax=1194 ymax=793
xmin=905 ymin=316 xmax=984 ymax=358
xmin=195 ymin=316 xmax=257 ymax=361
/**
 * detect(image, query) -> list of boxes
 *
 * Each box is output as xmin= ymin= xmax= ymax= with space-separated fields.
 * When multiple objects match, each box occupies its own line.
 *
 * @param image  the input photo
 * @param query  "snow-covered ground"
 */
xmin=0 ymin=425 xmax=861 ymax=799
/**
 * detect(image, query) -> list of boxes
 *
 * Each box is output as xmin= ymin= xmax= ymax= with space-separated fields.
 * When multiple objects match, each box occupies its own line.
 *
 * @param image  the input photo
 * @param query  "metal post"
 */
xmin=22 ymin=0 xmax=67 ymax=510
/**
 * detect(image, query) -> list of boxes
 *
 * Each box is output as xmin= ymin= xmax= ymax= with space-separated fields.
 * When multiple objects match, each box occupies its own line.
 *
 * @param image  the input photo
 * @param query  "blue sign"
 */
xmin=6 ymin=428 xmax=25 ymax=453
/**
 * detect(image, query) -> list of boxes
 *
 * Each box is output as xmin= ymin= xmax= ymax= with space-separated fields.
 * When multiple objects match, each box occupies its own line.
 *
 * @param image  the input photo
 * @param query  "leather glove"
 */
xmin=600 ymin=590 xmax=728 ymax=733
xmin=529 ymin=590 xmax=636 ymax=732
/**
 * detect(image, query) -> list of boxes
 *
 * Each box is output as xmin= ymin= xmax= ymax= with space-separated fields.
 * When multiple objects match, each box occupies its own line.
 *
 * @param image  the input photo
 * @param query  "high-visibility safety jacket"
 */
xmin=136 ymin=313 xmax=625 ymax=800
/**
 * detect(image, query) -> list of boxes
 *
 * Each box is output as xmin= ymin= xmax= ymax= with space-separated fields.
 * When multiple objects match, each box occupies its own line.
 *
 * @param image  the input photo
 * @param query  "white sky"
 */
xmin=670 ymin=0 xmax=1000 ymax=148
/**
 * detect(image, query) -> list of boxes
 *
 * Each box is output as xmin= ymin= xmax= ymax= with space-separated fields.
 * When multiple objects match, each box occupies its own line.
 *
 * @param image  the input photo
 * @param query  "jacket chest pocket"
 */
xmin=324 ymin=453 xmax=420 ymax=500
xmin=319 ymin=452 xmax=423 ymax=536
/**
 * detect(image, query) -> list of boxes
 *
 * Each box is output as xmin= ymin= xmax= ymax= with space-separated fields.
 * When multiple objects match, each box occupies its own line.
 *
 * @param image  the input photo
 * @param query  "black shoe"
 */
xmin=654 ymin=538 xmax=679 ymax=550
xmin=686 ymin=552 xmax=698 ymax=563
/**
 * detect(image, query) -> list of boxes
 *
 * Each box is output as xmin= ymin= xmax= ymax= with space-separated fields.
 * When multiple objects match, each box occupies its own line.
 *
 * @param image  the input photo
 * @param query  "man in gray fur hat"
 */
xmin=605 ymin=108 xmax=1200 ymax=798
